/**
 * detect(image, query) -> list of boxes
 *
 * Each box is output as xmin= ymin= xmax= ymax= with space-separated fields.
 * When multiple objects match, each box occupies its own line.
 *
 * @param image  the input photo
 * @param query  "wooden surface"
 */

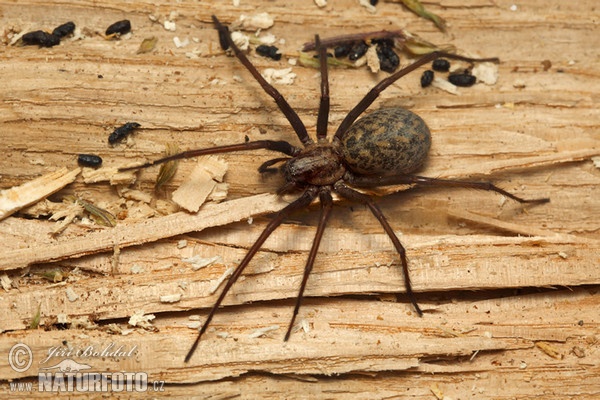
xmin=1 ymin=0 xmax=599 ymax=398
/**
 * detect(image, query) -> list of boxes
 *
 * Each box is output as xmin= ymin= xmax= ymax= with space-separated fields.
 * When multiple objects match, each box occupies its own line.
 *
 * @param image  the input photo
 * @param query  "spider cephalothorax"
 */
xmin=122 ymin=16 xmax=548 ymax=362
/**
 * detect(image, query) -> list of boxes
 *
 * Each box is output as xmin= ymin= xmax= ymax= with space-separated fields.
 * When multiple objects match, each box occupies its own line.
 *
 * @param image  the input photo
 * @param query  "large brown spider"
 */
xmin=123 ymin=16 xmax=549 ymax=362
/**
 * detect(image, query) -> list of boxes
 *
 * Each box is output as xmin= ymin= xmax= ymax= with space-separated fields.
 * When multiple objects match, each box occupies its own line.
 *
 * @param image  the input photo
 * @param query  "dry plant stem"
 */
xmin=185 ymin=188 xmax=318 ymax=363
xmin=301 ymin=30 xmax=411 ymax=51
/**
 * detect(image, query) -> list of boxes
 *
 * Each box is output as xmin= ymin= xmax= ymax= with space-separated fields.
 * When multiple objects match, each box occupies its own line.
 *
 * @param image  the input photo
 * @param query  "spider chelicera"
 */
xmin=122 ymin=16 xmax=549 ymax=362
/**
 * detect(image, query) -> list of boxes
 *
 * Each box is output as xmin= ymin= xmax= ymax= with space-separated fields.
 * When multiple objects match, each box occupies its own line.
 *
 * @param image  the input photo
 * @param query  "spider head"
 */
xmin=283 ymin=144 xmax=346 ymax=187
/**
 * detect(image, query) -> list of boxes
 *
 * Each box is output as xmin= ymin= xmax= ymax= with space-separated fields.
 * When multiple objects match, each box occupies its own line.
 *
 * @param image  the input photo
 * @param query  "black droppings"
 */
xmin=52 ymin=21 xmax=76 ymax=38
xmin=348 ymin=41 xmax=369 ymax=61
xmin=108 ymin=122 xmax=141 ymax=145
xmin=448 ymin=72 xmax=476 ymax=87
xmin=420 ymin=70 xmax=434 ymax=87
xmin=432 ymin=58 xmax=450 ymax=72
xmin=78 ymin=154 xmax=103 ymax=168
xmin=333 ymin=44 xmax=351 ymax=58
xmin=21 ymin=30 xmax=61 ymax=47
xmin=376 ymin=43 xmax=399 ymax=73
xmin=105 ymin=20 xmax=131 ymax=36
xmin=256 ymin=44 xmax=281 ymax=61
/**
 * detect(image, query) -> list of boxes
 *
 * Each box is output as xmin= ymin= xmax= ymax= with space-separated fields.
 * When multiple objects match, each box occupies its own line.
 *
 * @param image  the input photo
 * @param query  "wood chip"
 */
xmin=0 ymin=167 xmax=80 ymax=221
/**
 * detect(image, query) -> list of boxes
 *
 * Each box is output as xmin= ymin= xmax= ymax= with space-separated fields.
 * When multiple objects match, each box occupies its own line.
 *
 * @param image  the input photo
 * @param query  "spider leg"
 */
xmin=334 ymin=182 xmax=423 ymax=316
xmin=185 ymin=187 xmax=318 ymax=363
xmin=284 ymin=188 xmax=334 ymax=341
xmin=346 ymin=174 xmax=550 ymax=204
xmin=315 ymin=35 xmax=330 ymax=142
xmin=119 ymin=140 xmax=299 ymax=171
xmin=333 ymin=51 xmax=499 ymax=141
xmin=258 ymin=157 xmax=291 ymax=173
xmin=212 ymin=15 xmax=312 ymax=147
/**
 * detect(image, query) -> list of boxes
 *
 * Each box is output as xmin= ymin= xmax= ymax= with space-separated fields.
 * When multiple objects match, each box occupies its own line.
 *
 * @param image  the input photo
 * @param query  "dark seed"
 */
xmin=369 ymin=0 xmax=379 ymax=5
xmin=376 ymin=44 xmax=399 ymax=73
xmin=334 ymin=44 xmax=351 ymax=58
xmin=432 ymin=58 xmax=450 ymax=72
xmin=52 ymin=21 xmax=76 ymax=38
xmin=420 ymin=70 xmax=434 ymax=87
xmin=348 ymin=41 xmax=369 ymax=61
xmin=105 ymin=20 xmax=131 ymax=36
xmin=256 ymin=44 xmax=281 ymax=61
xmin=22 ymin=30 xmax=61 ymax=47
xmin=448 ymin=72 xmax=476 ymax=87
xmin=78 ymin=154 xmax=103 ymax=168
xmin=108 ymin=122 xmax=141 ymax=145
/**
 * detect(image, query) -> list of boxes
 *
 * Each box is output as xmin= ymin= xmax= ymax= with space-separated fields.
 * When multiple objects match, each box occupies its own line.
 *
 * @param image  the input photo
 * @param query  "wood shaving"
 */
xmin=366 ymin=45 xmax=380 ymax=73
xmin=0 ymin=167 xmax=80 ymax=221
xmin=163 ymin=20 xmax=176 ymax=32
xmin=234 ymin=13 xmax=274 ymax=31
xmin=65 ymin=287 xmax=79 ymax=302
xmin=230 ymin=31 xmax=249 ymax=50
xmin=172 ymin=156 xmax=228 ymax=212
xmin=81 ymin=166 xmax=137 ymax=185
xmin=431 ymin=76 xmax=460 ymax=95
xmin=535 ymin=341 xmax=563 ymax=359
xmin=472 ymin=62 xmax=499 ymax=85
xmin=1 ymin=274 xmax=12 ymax=291
xmin=248 ymin=324 xmax=280 ymax=338
xmin=209 ymin=266 xmax=234 ymax=294
xmin=261 ymin=68 xmax=296 ymax=85
xmin=159 ymin=293 xmax=182 ymax=303
xmin=128 ymin=310 xmax=156 ymax=328
xmin=359 ymin=0 xmax=377 ymax=13
xmin=181 ymin=255 xmax=222 ymax=271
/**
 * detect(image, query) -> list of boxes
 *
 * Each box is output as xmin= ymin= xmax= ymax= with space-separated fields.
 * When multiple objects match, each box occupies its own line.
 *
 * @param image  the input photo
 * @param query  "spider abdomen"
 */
xmin=339 ymin=108 xmax=431 ymax=175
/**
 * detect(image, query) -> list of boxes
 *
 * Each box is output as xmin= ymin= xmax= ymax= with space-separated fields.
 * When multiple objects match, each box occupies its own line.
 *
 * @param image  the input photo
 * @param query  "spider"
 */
xmin=122 ymin=16 xmax=549 ymax=362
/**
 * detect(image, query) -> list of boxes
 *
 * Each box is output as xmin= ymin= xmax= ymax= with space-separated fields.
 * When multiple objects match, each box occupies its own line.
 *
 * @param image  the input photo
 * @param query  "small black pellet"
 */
xmin=108 ymin=122 xmax=141 ymax=144
xmin=78 ymin=154 xmax=103 ymax=168
xmin=448 ymin=72 xmax=476 ymax=87
xmin=105 ymin=20 xmax=131 ymax=36
xmin=432 ymin=58 xmax=450 ymax=72
xmin=22 ymin=30 xmax=61 ymax=47
xmin=376 ymin=44 xmax=399 ymax=73
xmin=256 ymin=44 xmax=281 ymax=61
xmin=333 ymin=44 xmax=351 ymax=58
xmin=348 ymin=41 xmax=369 ymax=61
xmin=420 ymin=70 xmax=434 ymax=87
xmin=52 ymin=21 xmax=76 ymax=38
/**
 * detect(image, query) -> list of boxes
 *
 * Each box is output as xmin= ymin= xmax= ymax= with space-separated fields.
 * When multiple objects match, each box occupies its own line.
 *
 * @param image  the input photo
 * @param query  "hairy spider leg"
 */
xmin=333 ymin=51 xmax=499 ymax=141
xmin=212 ymin=15 xmax=313 ymax=146
xmin=347 ymin=174 xmax=550 ymax=204
xmin=119 ymin=140 xmax=299 ymax=172
xmin=184 ymin=188 xmax=319 ymax=363
xmin=315 ymin=35 xmax=330 ymax=141
xmin=334 ymin=182 xmax=423 ymax=316
xmin=284 ymin=189 xmax=334 ymax=341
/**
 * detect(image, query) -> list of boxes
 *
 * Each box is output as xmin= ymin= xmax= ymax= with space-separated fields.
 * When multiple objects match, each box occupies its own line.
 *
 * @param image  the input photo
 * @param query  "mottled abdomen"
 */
xmin=339 ymin=108 xmax=431 ymax=175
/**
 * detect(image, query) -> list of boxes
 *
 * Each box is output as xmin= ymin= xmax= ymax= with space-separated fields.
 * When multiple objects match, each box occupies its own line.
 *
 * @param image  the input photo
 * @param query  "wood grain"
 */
xmin=1 ymin=0 xmax=599 ymax=398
